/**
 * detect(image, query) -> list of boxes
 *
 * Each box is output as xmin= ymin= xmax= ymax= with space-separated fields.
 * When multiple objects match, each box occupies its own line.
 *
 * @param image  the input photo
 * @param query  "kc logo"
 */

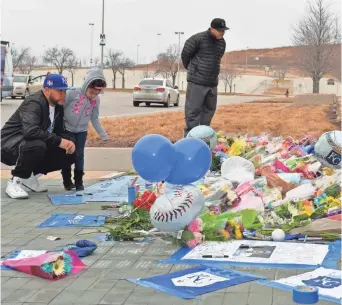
xmin=325 ymin=150 xmax=341 ymax=166
xmin=303 ymin=276 xmax=341 ymax=289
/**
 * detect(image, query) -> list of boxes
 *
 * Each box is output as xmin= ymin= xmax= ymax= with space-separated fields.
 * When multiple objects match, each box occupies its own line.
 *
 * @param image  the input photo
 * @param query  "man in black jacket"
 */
xmin=1 ymin=74 xmax=76 ymax=199
xmin=181 ymin=18 xmax=228 ymax=136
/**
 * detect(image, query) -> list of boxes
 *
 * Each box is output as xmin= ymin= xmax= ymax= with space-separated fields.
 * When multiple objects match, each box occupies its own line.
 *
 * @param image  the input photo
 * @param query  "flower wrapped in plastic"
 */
xmin=174 ymin=219 xmax=205 ymax=248
xmin=2 ymin=250 xmax=86 ymax=280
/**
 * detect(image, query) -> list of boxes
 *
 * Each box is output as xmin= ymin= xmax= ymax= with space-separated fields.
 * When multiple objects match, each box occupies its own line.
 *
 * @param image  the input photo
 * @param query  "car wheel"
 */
xmin=24 ymin=89 xmax=30 ymax=98
xmin=133 ymin=101 xmax=140 ymax=107
xmin=164 ymin=96 xmax=171 ymax=108
xmin=174 ymin=95 xmax=180 ymax=107
xmin=145 ymin=102 xmax=151 ymax=107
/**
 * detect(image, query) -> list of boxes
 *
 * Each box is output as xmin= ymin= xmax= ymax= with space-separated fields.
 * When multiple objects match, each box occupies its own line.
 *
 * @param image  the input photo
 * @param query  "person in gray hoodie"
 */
xmin=62 ymin=67 xmax=108 ymax=190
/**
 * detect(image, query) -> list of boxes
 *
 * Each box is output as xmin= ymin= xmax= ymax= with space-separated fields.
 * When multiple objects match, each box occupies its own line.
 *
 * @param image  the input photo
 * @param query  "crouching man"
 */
xmin=1 ymin=74 xmax=76 ymax=199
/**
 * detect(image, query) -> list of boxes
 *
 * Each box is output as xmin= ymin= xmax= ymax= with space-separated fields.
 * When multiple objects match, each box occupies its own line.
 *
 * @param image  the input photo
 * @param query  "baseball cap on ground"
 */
xmin=211 ymin=18 xmax=229 ymax=31
xmin=43 ymin=74 xmax=70 ymax=90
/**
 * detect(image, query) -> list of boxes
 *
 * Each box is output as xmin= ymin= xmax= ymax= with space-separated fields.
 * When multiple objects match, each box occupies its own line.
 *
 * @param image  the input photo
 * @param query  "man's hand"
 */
xmin=59 ymin=138 xmax=76 ymax=154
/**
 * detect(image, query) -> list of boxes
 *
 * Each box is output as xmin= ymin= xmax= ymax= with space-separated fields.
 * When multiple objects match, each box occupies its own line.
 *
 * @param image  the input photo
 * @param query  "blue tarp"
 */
xmin=49 ymin=176 xmax=146 ymax=205
xmin=128 ymin=265 xmax=264 ymax=299
xmin=37 ymin=213 xmax=107 ymax=228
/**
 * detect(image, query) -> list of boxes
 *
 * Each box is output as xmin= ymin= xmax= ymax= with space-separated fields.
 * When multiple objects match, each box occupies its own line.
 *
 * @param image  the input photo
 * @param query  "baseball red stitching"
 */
xmin=153 ymin=189 xmax=194 ymax=223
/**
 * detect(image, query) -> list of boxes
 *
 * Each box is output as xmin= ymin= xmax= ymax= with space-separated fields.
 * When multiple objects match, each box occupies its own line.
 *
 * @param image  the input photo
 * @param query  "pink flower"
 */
xmin=193 ymin=232 xmax=203 ymax=244
xmin=186 ymin=239 xmax=199 ymax=248
xmin=187 ymin=218 xmax=203 ymax=233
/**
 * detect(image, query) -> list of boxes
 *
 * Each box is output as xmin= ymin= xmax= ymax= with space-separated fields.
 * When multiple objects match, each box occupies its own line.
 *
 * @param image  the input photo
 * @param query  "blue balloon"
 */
xmin=166 ymin=138 xmax=212 ymax=185
xmin=132 ymin=134 xmax=175 ymax=182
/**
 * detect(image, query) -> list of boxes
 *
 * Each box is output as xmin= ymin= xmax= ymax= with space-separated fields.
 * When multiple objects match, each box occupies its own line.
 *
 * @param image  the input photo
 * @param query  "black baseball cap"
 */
xmin=211 ymin=18 xmax=229 ymax=31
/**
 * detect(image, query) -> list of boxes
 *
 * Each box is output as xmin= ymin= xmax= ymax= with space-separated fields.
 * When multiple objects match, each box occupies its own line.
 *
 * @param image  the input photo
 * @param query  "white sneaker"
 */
xmin=22 ymin=174 xmax=48 ymax=193
xmin=6 ymin=177 xmax=29 ymax=199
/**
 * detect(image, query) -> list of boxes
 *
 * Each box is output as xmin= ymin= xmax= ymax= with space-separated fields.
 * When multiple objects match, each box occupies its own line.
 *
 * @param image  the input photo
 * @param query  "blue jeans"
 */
xmin=70 ymin=131 xmax=87 ymax=171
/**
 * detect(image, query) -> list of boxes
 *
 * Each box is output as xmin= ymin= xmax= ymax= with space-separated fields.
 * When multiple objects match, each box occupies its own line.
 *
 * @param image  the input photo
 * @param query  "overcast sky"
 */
xmin=1 ymin=0 xmax=341 ymax=64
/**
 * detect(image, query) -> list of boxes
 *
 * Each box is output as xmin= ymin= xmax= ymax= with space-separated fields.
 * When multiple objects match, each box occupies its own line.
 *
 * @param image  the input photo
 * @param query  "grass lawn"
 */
xmin=87 ymin=103 xmax=338 ymax=148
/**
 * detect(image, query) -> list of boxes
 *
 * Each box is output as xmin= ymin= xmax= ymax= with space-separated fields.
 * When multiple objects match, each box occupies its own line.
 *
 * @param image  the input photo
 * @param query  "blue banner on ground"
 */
xmin=49 ymin=176 xmax=146 ymax=205
xmin=259 ymin=267 xmax=342 ymax=304
xmin=37 ymin=214 xmax=107 ymax=228
xmin=128 ymin=265 xmax=263 ymax=299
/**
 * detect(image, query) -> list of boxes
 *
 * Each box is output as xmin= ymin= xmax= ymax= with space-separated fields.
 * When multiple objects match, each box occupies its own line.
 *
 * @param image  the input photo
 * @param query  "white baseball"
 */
xmin=150 ymin=185 xmax=205 ymax=232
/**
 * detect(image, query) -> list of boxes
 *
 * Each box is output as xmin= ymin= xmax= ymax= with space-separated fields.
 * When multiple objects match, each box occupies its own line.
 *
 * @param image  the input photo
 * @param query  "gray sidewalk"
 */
xmin=0 ymin=179 xmax=337 ymax=305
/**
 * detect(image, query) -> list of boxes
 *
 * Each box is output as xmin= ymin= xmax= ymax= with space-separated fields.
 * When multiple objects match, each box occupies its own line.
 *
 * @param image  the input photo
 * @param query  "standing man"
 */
xmin=1 ymin=74 xmax=76 ymax=199
xmin=181 ymin=18 xmax=228 ymax=136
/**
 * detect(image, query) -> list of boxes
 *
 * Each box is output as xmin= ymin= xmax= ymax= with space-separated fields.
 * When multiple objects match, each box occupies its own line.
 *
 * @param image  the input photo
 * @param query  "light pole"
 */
xmin=175 ymin=31 xmax=184 ymax=88
xmin=100 ymin=0 xmax=105 ymax=69
xmin=157 ymin=33 xmax=161 ymax=71
xmin=89 ymin=23 xmax=94 ymax=67
xmin=245 ymin=46 xmax=249 ymax=72
xmin=134 ymin=45 xmax=139 ymax=76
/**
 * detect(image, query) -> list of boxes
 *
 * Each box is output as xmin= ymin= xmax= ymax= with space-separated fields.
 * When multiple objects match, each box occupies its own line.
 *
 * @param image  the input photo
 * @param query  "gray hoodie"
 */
xmin=63 ymin=68 xmax=108 ymax=140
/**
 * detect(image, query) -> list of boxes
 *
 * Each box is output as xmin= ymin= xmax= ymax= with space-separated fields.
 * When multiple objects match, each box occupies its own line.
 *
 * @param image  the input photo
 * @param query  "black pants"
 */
xmin=64 ymin=131 xmax=87 ymax=171
xmin=1 ymin=140 xmax=76 ymax=179
xmin=184 ymin=82 xmax=218 ymax=137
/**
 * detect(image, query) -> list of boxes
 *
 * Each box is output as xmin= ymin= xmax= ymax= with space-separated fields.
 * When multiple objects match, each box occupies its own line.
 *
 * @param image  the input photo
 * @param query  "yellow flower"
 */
xmin=234 ymin=224 xmax=243 ymax=240
xmin=229 ymin=139 xmax=246 ymax=156
xmin=218 ymin=137 xmax=227 ymax=143
xmin=322 ymin=168 xmax=334 ymax=176
xmin=53 ymin=258 xmax=65 ymax=276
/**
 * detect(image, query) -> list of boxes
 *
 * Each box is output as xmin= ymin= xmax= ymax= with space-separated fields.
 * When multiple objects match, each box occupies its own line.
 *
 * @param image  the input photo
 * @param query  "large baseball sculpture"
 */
xmin=150 ymin=185 xmax=205 ymax=232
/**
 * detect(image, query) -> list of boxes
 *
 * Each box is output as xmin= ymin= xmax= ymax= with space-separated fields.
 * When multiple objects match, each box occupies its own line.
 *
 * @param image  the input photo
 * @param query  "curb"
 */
xmin=1 ymin=147 xmax=134 ymax=172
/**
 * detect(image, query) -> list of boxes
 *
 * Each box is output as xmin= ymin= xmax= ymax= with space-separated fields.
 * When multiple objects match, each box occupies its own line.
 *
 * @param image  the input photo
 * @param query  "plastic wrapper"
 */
xmin=2 ymin=250 xmax=85 ymax=280
xmin=227 ymin=193 xmax=264 ymax=213
xmin=285 ymin=184 xmax=316 ymax=201
xmin=262 ymin=187 xmax=283 ymax=206
xmin=198 ymin=180 xmax=232 ymax=204
xmin=258 ymin=166 xmax=296 ymax=195
xmin=221 ymin=156 xmax=255 ymax=185
xmin=277 ymin=173 xmax=302 ymax=185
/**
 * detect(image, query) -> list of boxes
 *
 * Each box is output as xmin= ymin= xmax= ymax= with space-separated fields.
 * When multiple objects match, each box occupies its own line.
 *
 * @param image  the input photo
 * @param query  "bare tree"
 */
xmin=157 ymin=44 xmax=179 ymax=86
xmin=107 ymin=49 xmax=122 ymax=89
xmin=11 ymin=47 xmax=30 ymax=71
xmin=292 ymin=0 xmax=341 ymax=93
xmin=66 ymin=55 xmax=79 ymax=86
xmin=142 ymin=71 xmax=154 ymax=78
xmin=21 ymin=55 xmax=39 ymax=74
xmin=220 ymin=67 xmax=239 ymax=93
xmin=118 ymin=58 xmax=135 ymax=88
xmin=43 ymin=47 xmax=75 ymax=75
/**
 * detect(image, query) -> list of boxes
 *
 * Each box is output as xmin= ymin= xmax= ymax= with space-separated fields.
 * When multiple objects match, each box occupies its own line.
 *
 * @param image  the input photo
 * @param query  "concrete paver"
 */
xmin=1 ymin=176 xmax=338 ymax=305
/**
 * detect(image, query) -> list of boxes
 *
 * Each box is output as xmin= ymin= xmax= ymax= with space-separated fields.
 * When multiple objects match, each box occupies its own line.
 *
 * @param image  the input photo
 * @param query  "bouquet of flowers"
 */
xmin=175 ymin=219 xmax=205 ymax=248
xmin=2 ymin=250 xmax=85 ymax=280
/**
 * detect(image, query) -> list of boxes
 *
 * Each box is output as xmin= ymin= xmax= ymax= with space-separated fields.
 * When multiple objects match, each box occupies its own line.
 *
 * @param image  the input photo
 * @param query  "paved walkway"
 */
xmin=0 ymin=175 xmax=337 ymax=305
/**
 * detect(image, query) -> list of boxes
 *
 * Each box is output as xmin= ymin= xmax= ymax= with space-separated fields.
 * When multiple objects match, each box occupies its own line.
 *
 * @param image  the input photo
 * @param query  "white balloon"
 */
xmin=221 ymin=156 xmax=255 ymax=185
xmin=187 ymin=125 xmax=217 ymax=150
xmin=150 ymin=185 xmax=205 ymax=232
xmin=315 ymin=131 xmax=342 ymax=169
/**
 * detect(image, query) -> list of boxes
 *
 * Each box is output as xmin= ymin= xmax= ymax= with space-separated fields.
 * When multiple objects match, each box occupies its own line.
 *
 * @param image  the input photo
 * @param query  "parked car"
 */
xmin=11 ymin=74 xmax=29 ymax=98
xmin=11 ymin=74 xmax=46 ymax=99
xmin=1 ymin=41 xmax=14 ymax=101
xmin=133 ymin=78 xmax=179 ymax=107
xmin=327 ymin=79 xmax=335 ymax=85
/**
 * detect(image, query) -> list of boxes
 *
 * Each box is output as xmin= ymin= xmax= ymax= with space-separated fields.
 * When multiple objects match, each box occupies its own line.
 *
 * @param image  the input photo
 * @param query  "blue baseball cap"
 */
xmin=43 ymin=74 xmax=70 ymax=90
